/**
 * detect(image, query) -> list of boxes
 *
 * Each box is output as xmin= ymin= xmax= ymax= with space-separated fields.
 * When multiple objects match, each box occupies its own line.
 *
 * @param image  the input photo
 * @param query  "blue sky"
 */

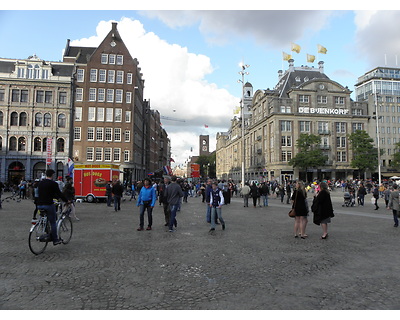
xmin=1 ymin=8 xmax=400 ymax=165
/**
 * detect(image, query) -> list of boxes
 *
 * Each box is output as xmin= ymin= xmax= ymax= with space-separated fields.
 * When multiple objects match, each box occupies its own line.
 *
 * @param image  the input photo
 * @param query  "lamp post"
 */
xmin=238 ymin=63 xmax=250 ymax=188
xmin=373 ymin=92 xmax=382 ymax=186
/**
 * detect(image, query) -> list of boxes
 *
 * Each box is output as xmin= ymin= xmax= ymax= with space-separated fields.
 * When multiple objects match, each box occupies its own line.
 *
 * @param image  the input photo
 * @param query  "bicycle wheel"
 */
xmin=28 ymin=222 xmax=49 ymax=255
xmin=58 ymin=216 xmax=73 ymax=244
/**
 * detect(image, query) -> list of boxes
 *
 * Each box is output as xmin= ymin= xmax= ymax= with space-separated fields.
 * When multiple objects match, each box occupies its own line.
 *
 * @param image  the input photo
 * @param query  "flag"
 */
xmin=317 ymin=44 xmax=327 ymax=54
xmin=67 ymin=157 xmax=74 ymax=178
xmin=233 ymin=106 xmax=240 ymax=115
xmin=204 ymin=124 xmax=208 ymax=128
xmin=307 ymin=54 xmax=316 ymax=63
xmin=282 ymin=52 xmax=292 ymax=61
xmin=291 ymin=43 xmax=301 ymax=53
xmin=170 ymin=158 xmax=175 ymax=163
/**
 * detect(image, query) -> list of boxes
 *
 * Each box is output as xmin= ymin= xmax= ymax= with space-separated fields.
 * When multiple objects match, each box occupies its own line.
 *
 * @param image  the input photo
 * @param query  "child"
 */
xmin=209 ymin=182 xmax=226 ymax=232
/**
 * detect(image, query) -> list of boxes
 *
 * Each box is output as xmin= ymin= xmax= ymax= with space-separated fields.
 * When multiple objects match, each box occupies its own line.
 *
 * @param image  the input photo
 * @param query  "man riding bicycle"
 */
xmin=36 ymin=169 xmax=69 ymax=245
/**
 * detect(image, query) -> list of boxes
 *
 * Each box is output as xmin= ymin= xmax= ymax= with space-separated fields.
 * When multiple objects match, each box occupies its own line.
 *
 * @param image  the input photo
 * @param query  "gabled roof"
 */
xmin=63 ymin=41 xmax=97 ymax=64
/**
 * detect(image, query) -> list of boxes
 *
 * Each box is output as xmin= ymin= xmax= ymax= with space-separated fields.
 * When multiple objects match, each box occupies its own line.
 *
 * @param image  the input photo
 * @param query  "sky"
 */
xmin=1 ymin=3 xmax=400 ymax=168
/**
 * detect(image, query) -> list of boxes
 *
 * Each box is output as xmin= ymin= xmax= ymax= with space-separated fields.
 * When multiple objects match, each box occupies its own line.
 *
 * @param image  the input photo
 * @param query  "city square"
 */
xmin=1 ymin=190 xmax=399 ymax=310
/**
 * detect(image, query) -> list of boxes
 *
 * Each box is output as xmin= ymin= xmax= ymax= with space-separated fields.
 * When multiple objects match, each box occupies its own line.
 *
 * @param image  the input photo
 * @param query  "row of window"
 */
xmin=77 ymin=68 xmax=132 ymax=84
xmin=0 ymin=111 xmax=67 ymax=128
xmin=298 ymin=95 xmax=346 ymax=105
xmin=279 ymin=106 xmax=363 ymax=115
xmin=280 ymin=151 xmax=347 ymax=162
xmin=86 ymin=147 xmax=129 ymax=162
xmin=101 ymin=54 xmax=124 ymax=66
xmin=75 ymin=88 xmax=132 ymax=104
xmin=280 ymin=121 xmax=364 ymax=133
xmin=73 ymin=127 xmax=130 ymax=142
xmin=16 ymin=64 xmax=50 ymax=80
xmin=0 ymin=136 xmax=65 ymax=152
xmin=0 ymin=89 xmax=68 ymax=104
xmin=280 ymin=135 xmax=347 ymax=148
xmin=75 ymin=107 xmax=131 ymax=123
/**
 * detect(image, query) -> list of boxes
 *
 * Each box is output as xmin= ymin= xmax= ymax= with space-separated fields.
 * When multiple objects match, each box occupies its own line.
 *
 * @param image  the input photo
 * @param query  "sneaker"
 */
xmin=137 ymin=227 xmax=144 ymax=231
xmin=146 ymin=226 xmax=152 ymax=230
xmin=53 ymin=239 xmax=62 ymax=246
xmin=209 ymin=228 xmax=215 ymax=232
xmin=222 ymin=224 xmax=225 ymax=230
xmin=169 ymin=229 xmax=175 ymax=232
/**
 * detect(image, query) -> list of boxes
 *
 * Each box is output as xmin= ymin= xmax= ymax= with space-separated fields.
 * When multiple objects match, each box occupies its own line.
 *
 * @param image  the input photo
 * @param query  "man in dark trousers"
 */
xmin=165 ymin=176 xmax=183 ymax=232
xmin=112 ymin=180 xmax=124 ymax=212
xmin=36 ymin=169 xmax=69 ymax=245
xmin=105 ymin=181 xmax=113 ymax=207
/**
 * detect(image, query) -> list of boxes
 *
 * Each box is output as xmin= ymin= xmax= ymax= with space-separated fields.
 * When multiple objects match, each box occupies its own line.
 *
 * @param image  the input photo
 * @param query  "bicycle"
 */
xmin=28 ymin=202 xmax=73 ymax=255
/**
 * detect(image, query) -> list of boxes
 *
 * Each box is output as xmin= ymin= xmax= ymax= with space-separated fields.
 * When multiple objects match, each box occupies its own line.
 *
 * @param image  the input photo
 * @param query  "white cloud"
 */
xmin=70 ymin=17 xmax=238 ymax=166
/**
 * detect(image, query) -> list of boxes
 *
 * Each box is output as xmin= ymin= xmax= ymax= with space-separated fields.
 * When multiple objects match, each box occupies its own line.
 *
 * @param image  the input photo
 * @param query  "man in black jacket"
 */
xmin=112 ymin=180 xmax=124 ymax=212
xmin=37 ymin=169 xmax=69 ymax=245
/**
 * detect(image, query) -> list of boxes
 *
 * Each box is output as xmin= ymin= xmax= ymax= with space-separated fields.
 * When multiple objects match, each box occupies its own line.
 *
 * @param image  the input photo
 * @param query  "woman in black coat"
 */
xmin=291 ymin=181 xmax=308 ymax=239
xmin=312 ymin=182 xmax=334 ymax=239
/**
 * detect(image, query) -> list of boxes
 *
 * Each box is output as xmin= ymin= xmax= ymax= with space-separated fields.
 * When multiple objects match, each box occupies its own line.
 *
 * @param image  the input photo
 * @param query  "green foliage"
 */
xmin=289 ymin=133 xmax=328 ymax=170
xmin=391 ymin=142 xmax=400 ymax=169
xmin=196 ymin=154 xmax=216 ymax=178
xmin=348 ymin=130 xmax=378 ymax=174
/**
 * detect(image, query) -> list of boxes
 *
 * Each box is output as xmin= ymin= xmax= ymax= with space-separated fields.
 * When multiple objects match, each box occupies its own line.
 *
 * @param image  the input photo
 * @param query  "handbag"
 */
xmin=288 ymin=190 xmax=298 ymax=218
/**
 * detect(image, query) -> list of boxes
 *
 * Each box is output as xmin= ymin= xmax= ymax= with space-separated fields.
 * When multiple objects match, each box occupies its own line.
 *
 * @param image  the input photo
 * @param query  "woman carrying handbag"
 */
xmin=291 ymin=181 xmax=309 ymax=239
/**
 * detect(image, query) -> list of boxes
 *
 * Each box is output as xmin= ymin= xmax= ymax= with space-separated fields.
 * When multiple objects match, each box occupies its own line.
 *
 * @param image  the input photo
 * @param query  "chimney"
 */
xmin=319 ymin=61 xmax=324 ymax=74
xmin=288 ymin=59 xmax=294 ymax=72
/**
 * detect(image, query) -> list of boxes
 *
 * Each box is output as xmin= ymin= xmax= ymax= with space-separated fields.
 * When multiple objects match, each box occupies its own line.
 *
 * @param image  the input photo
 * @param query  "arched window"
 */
xmin=43 ymin=113 xmax=51 ymax=127
xmin=0 ymin=136 xmax=2 ymax=151
xmin=0 ymin=111 xmax=3 ymax=126
xmin=10 ymin=112 xmax=18 ymax=126
xmin=28 ymin=65 xmax=34 ymax=79
xmin=56 ymin=138 xmax=65 ymax=152
xmin=35 ymin=113 xmax=42 ymax=126
xmin=19 ymin=112 xmax=27 ymax=126
xmin=33 ymin=137 xmax=41 ymax=151
xmin=18 ymin=137 xmax=26 ymax=151
xmin=9 ymin=136 xmax=17 ymax=151
xmin=57 ymin=114 xmax=66 ymax=128
xmin=34 ymin=64 xmax=40 ymax=79
xmin=42 ymin=137 xmax=47 ymax=152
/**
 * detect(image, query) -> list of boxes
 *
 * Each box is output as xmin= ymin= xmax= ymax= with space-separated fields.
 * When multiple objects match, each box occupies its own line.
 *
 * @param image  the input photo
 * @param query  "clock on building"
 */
xmin=202 ymin=146 xmax=207 ymax=151
xmin=110 ymin=41 xmax=116 ymax=47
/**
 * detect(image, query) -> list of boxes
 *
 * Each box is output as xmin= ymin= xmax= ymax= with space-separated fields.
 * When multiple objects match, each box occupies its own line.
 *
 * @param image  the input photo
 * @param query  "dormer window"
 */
xmin=295 ymin=76 xmax=301 ymax=82
xmin=304 ymin=77 xmax=309 ymax=82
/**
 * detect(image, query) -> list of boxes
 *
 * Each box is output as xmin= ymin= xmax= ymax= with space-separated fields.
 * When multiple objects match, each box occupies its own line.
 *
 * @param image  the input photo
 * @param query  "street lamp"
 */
xmin=238 ymin=63 xmax=250 ymax=188
xmin=373 ymin=92 xmax=382 ymax=186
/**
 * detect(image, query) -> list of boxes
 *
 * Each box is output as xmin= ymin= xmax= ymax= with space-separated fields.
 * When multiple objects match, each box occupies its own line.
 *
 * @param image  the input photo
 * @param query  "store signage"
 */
xmin=299 ymin=107 xmax=349 ymax=115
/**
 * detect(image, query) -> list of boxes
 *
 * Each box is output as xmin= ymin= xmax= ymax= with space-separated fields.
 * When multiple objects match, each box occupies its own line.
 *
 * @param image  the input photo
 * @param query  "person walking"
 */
xmin=372 ymin=184 xmax=379 ymax=210
xmin=250 ymin=182 xmax=260 ymax=208
xmin=285 ymin=182 xmax=292 ymax=204
xmin=205 ymin=179 xmax=214 ymax=222
xmin=129 ymin=181 xmax=136 ymax=201
xmin=311 ymin=182 xmax=334 ymax=239
xmin=209 ymin=182 xmax=226 ymax=232
xmin=278 ymin=184 xmax=285 ymax=203
xmin=159 ymin=176 xmax=171 ymax=226
xmin=111 ymin=180 xmax=124 ymax=212
xmin=136 ymin=178 xmax=157 ymax=231
xmin=105 ymin=181 xmax=113 ymax=207
xmin=241 ymin=182 xmax=251 ymax=207
xmin=260 ymin=182 xmax=270 ymax=207
xmin=388 ymin=184 xmax=400 ymax=227
xmin=357 ymin=183 xmax=367 ymax=206
xmin=291 ymin=181 xmax=308 ymax=239
xmin=383 ymin=186 xmax=391 ymax=207
xmin=165 ymin=176 xmax=184 ymax=232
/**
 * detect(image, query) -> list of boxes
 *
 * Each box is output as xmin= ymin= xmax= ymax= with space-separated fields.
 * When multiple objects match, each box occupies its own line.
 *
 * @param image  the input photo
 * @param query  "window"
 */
xmin=87 ymin=127 xmax=94 ymax=141
xmin=125 ymin=111 xmax=131 ymax=123
xmin=114 ymin=128 xmax=121 ymax=141
xmin=58 ymin=92 xmax=67 ymax=104
xmin=88 ymin=107 xmax=96 ymax=121
xmin=317 ymin=95 xmax=327 ymax=104
xmin=18 ymin=137 xmax=26 ymax=151
xmin=318 ymin=121 xmax=329 ymax=134
xmin=104 ymin=148 xmax=112 ymax=161
xmin=95 ymin=148 xmax=102 ymax=161
xmin=75 ymin=107 xmax=82 ymax=121
xmin=76 ymin=88 xmax=83 ymax=101
xmin=90 ymin=69 xmax=97 ymax=82
xmin=10 ymin=112 xmax=18 ymax=126
xmin=101 ymin=54 xmax=108 ymax=64
xmin=335 ymin=96 xmax=345 ymax=104
xmin=99 ymin=69 xmax=106 ymax=82
xmin=352 ymin=123 xmax=363 ymax=132
xmin=43 ymin=113 xmax=51 ymax=127
xmin=19 ymin=112 xmax=27 ymax=126
xmin=281 ymin=151 xmax=292 ymax=162
xmin=106 ymin=108 xmax=113 ymax=122
xmin=280 ymin=120 xmax=291 ymax=132
xmin=97 ymin=108 xmax=104 ymax=121
xmin=21 ymin=90 xmax=28 ymax=102
xmin=0 ymin=89 xmax=4 ymax=102
xmin=281 ymin=136 xmax=292 ymax=147
xmin=108 ymin=70 xmax=115 ymax=83
xmin=109 ymin=54 xmax=116 ymax=64
xmin=45 ymin=91 xmax=52 ymax=103
xmin=74 ymin=127 xmax=81 ymax=141
xmin=98 ymin=88 xmax=105 ymax=102
xmin=126 ymin=92 xmax=132 ymax=104
xmin=36 ymin=90 xmax=44 ymax=103
xmin=77 ymin=69 xmax=84 ymax=82
xmin=113 ymin=148 xmax=121 ymax=162
xmin=89 ymin=88 xmax=96 ymax=101
xmin=124 ymin=130 xmax=130 ymax=142
xmin=337 ymin=151 xmax=347 ymax=162
xmin=105 ymin=128 xmax=112 ymax=141
xmin=11 ymin=90 xmax=20 ymax=102
xmin=0 ymin=111 xmax=3 ymax=125
xmin=35 ymin=113 xmax=42 ymax=126
xmin=58 ymin=114 xmax=66 ymax=128
xmin=352 ymin=109 xmax=362 ymax=115
xmin=17 ymin=68 xmax=25 ymax=78
xmin=9 ymin=136 xmax=17 ymax=151
xmin=86 ymin=147 xmax=94 ymax=161
xmin=116 ymin=70 xmax=124 ymax=84
xmin=127 ymin=73 xmax=133 ymax=84
xmin=124 ymin=150 xmax=130 ymax=162
xmin=336 ymin=137 xmax=346 ymax=148
xmin=116 ymin=90 xmax=123 ymax=103
xmin=34 ymin=137 xmax=41 ymax=151
xmin=298 ymin=95 xmax=309 ymax=103
xmin=280 ymin=106 xmax=291 ymax=113
xmin=336 ymin=122 xmax=346 ymax=133
xmin=115 ymin=108 xmax=122 ymax=122
xmin=56 ymin=138 xmax=65 ymax=152
xmin=96 ymin=127 xmax=103 ymax=141
xmin=117 ymin=55 xmax=123 ymax=65
xmin=42 ymin=138 xmax=47 ymax=152
xmin=107 ymin=89 xmax=114 ymax=102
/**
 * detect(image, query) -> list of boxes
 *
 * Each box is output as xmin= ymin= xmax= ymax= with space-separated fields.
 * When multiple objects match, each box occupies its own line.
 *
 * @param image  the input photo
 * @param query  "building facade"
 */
xmin=0 ymin=55 xmax=74 ymax=184
xmin=217 ymin=60 xmax=369 ymax=183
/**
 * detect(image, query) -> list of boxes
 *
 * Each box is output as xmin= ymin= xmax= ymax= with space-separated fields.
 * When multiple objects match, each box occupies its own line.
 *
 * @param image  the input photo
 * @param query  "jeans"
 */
xmin=114 ymin=195 xmax=121 ymax=211
xmin=37 ymin=204 xmax=59 ymax=243
xmin=393 ymin=210 xmax=399 ymax=226
xmin=139 ymin=204 xmax=153 ymax=228
xmin=243 ymin=195 xmax=249 ymax=207
xmin=211 ymin=206 xmax=225 ymax=229
xmin=262 ymin=195 xmax=268 ymax=206
xmin=107 ymin=194 xmax=113 ymax=206
xmin=206 ymin=204 xmax=212 ymax=222
xmin=169 ymin=204 xmax=179 ymax=230
xmin=359 ymin=195 xmax=365 ymax=206
xmin=163 ymin=202 xmax=170 ymax=224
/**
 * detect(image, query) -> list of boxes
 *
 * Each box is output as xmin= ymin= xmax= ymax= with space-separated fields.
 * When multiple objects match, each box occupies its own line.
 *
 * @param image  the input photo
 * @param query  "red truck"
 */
xmin=73 ymin=164 xmax=120 ymax=203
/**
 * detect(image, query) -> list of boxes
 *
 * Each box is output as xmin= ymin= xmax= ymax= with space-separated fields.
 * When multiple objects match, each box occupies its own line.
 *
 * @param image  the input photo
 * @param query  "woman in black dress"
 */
xmin=312 ymin=182 xmax=334 ymax=239
xmin=291 ymin=181 xmax=308 ymax=239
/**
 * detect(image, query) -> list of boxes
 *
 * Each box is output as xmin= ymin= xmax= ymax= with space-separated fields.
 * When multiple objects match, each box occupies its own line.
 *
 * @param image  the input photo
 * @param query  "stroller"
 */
xmin=342 ymin=192 xmax=355 ymax=207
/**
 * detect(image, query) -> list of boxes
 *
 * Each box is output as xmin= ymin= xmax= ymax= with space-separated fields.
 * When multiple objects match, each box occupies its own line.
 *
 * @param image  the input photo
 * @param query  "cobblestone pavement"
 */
xmin=0 ymin=190 xmax=399 ymax=310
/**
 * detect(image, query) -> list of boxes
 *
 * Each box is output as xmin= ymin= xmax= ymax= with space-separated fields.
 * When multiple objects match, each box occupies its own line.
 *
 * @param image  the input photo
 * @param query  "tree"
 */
xmin=196 ymin=153 xmax=216 ymax=178
xmin=348 ymin=130 xmax=378 ymax=178
xmin=390 ymin=142 xmax=400 ymax=169
xmin=289 ymin=133 xmax=328 ymax=180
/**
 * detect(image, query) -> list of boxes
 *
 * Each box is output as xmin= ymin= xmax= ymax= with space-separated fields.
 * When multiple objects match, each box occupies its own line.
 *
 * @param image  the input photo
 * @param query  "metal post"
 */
xmin=374 ymin=92 xmax=382 ymax=185
xmin=238 ymin=64 xmax=249 ymax=188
